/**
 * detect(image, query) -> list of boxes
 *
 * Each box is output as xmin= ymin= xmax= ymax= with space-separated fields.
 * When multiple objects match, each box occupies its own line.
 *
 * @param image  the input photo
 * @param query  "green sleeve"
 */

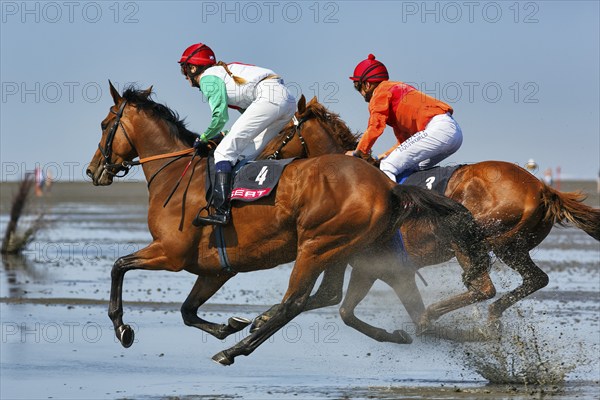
xmin=199 ymin=75 xmax=229 ymax=141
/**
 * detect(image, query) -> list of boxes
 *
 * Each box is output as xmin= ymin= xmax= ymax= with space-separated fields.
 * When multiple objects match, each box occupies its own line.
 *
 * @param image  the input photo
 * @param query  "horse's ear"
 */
xmin=141 ymin=85 xmax=153 ymax=99
xmin=109 ymin=80 xmax=121 ymax=104
xmin=307 ymin=96 xmax=318 ymax=106
xmin=297 ymin=95 xmax=306 ymax=114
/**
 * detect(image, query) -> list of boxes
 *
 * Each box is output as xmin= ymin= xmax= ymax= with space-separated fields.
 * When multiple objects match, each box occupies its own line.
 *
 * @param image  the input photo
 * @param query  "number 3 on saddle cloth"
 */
xmin=392 ymin=164 xmax=465 ymax=283
xmin=201 ymin=156 xmax=296 ymax=273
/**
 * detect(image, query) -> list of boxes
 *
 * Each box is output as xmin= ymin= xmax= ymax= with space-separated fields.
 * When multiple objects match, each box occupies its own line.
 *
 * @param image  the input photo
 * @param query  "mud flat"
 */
xmin=1 ymin=181 xmax=598 ymax=399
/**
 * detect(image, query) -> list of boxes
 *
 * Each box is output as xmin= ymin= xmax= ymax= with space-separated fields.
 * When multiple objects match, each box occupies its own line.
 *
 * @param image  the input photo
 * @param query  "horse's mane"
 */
xmin=276 ymin=99 xmax=359 ymax=151
xmin=303 ymin=101 xmax=359 ymax=150
xmin=122 ymin=85 xmax=198 ymax=146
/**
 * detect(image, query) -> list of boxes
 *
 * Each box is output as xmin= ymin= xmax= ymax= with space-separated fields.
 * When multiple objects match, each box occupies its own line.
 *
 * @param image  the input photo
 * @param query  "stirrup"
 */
xmin=193 ymin=211 xmax=230 ymax=226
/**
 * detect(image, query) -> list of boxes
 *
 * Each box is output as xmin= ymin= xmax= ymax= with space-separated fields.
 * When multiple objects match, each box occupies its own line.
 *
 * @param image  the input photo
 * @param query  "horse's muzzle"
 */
xmin=87 ymin=165 xmax=113 ymax=186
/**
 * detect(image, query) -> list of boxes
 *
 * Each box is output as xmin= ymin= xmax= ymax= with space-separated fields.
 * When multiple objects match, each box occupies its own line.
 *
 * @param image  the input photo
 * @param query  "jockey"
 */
xmin=346 ymin=54 xmax=463 ymax=182
xmin=179 ymin=43 xmax=296 ymax=226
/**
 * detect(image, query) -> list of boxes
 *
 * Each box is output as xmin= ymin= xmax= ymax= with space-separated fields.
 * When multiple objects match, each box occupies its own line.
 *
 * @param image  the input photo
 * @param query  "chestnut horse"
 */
xmin=255 ymin=96 xmax=600 ymax=336
xmin=86 ymin=83 xmax=487 ymax=363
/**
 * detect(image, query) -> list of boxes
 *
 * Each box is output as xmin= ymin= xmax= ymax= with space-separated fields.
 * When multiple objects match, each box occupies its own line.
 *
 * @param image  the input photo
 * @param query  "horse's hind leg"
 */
xmin=339 ymin=268 xmax=413 ymax=344
xmin=250 ymin=262 xmax=346 ymax=333
xmin=488 ymin=248 xmax=549 ymax=321
xmin=181 ymin=274 xmax=251 ymax=340
xmin=414 ymin=230 xmax=495 ymax=335
xmin=212 ymin=255 xmax=330 ymax=365
xmin=418 ymin=271 xmax=496 ymax=335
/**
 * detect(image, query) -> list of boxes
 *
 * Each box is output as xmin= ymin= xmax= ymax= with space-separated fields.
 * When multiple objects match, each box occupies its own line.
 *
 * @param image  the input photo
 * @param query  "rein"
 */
xmin=267 ymin=115 xmax=309 ymax=159
xmin=99 ymin=100 xmax=196 ymax=186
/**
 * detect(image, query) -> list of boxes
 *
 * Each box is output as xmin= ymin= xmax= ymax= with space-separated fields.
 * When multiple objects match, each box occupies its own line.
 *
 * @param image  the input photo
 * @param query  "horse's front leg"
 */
xmin=304 ymin=262 xmax=346 ymax=311
xmin=339 ymin=267 xmax=413 ymax=344
xmin=181 ymin=274 xmax=251 ymax=340
xmin=108 ymin=241 xmax=171 ymax=348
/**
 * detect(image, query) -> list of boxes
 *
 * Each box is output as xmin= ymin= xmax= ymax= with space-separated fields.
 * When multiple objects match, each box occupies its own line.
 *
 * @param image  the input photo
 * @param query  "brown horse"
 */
xmin=255 ymin=96 xmax=600 ymax=336
xmin=85 ymin=83 xmax=486 ymax=363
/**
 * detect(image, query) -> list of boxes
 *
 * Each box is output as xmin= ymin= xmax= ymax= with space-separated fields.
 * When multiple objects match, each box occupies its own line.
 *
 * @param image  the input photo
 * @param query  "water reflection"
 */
xmin=1 ymin=253 xmax=48 ymax=299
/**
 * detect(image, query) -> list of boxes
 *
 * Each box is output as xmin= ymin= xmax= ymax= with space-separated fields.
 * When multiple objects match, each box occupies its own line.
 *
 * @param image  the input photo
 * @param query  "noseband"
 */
xmin=98 ymin=100 xmax=138 ymax=177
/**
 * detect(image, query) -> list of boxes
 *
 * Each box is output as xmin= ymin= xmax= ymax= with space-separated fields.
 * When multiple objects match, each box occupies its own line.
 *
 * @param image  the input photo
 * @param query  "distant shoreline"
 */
xmin=1 ymin=179 xmax=599 ymax=209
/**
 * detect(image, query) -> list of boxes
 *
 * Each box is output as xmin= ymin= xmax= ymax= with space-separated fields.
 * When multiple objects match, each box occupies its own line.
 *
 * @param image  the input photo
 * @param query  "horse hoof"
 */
xmin=228 ymin=316 xmax=251 ymax=331
xmin=117 ymin=325 xmax=135 ymax=348
xmin=212 ymin=351 xmax=234 ymax=366
xmin=391 ymin=329 xmax=413 ymax=344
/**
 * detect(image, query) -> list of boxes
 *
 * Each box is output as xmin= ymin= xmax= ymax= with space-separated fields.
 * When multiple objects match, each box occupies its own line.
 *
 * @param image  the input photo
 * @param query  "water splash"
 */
xmin=460 ymin=308 xmax=581 ymax=387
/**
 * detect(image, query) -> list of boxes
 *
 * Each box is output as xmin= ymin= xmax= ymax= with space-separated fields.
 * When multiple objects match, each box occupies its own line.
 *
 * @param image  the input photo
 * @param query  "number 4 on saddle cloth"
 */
xmin=204 ymin=157 xmax=296 ymax=204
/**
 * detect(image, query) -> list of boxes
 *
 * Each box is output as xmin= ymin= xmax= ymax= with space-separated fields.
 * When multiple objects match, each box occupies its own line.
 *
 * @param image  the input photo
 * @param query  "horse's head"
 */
xmin=86 ymin=81 xmax=151 ymax=186
xmin=259 ymin=95 xmax=361 ymax=160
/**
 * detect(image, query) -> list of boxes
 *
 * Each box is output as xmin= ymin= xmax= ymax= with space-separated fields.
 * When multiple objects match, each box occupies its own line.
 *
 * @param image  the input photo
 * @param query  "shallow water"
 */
xmin=1 ymin=182 xmax=599 ymax=399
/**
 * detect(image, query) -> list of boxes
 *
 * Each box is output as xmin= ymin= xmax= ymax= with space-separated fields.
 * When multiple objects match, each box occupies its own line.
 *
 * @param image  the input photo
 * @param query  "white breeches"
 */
xmin=214 ymin=80 xmax=296 ymax=164
xmin=379 ymin=113 xmax=463 ymax=182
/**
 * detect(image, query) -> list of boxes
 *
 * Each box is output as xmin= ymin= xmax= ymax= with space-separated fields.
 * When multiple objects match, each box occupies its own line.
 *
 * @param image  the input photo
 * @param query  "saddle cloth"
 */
xmin=206 ymin=157 xmax=295 ymax=203
xmin=398 ymin=165 xmax=464 ymax=195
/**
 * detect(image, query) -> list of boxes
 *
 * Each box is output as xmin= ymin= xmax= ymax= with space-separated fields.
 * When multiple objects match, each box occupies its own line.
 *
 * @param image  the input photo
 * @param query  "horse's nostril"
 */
xmin=86 ymin=169 xmax=93 ymax=178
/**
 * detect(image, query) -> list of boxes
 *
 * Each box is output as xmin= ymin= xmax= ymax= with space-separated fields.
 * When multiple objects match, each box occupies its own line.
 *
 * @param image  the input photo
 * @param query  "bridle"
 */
xmin=98 ymin=100 xmax=138 ymax=177
xmin=267 ymin=115 xmax=310 ymax=160
xmin=97 ymin=99 xmax=197 ymax=189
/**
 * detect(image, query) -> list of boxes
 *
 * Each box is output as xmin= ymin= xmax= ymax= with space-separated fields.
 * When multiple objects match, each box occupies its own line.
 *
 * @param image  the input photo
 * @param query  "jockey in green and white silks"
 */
xmin=179 ymin=42 xmax=296 ymax=226
xmin=198 ymin=62 xmax=296 ymax=164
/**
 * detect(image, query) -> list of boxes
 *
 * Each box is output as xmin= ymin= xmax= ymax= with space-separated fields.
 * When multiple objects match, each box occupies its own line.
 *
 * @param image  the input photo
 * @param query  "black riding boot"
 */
xmin=194 ymin=170 xmax=232 ymax=226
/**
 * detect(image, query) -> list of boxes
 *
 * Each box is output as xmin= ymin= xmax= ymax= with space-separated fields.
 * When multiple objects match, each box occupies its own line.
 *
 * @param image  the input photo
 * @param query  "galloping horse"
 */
xmin=256 ymin=96 xmax=600 ymax=335
xmin=86 ymin=83 xmax=486 ymax=363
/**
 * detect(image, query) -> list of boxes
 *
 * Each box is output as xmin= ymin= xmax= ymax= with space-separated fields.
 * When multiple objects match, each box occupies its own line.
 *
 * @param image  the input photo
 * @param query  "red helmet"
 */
xmin=179 ymin=43 xmax=216 ymax=66
xmin=350 ymin=54 xmax=389 ymax=83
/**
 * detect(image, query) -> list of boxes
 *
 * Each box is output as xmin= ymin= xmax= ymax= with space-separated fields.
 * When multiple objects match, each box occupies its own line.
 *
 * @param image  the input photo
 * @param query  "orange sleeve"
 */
xmin=356 ymin=88 xmax=391 ymax=155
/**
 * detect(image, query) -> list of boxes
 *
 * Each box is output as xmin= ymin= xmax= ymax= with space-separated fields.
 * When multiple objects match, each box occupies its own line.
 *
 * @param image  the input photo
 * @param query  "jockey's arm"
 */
xmin=355 ymin=100 xmax=389 ymax=155
xmin=351 ymin=86 xmax=391 ymax=157
xmin=199 ymin=75 xmax=229 ymax=142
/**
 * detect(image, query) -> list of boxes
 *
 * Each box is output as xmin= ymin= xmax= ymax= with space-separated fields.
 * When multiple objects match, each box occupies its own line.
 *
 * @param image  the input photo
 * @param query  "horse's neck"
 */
xmin=133 ymin=120 xmax=194 ymax=185
xmin=304 ymin=120 xmax=346 ymax=157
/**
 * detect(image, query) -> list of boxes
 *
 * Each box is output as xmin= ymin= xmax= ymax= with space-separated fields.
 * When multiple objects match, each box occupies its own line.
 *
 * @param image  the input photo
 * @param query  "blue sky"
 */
xmin=1 ymin=0 xmax=599 ymax=181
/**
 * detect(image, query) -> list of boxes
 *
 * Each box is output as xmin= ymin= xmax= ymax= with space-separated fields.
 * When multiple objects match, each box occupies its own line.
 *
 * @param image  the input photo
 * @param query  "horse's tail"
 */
xmin=541 ymin=184 xmax=600 ymax=241
xmin=391 ymin=184 xmax=464 ymax=221
xmin=390 ymin=185 xmax=490 ymax=285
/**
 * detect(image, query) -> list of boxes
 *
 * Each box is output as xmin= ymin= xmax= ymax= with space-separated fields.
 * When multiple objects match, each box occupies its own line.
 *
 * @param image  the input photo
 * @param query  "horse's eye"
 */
xmin=101 ymin=122 xmax=108 ymax=131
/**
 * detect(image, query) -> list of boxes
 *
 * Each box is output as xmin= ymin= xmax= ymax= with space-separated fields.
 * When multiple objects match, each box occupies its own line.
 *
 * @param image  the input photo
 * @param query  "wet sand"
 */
xmin=1 ymin=181 xmax=599 ymax=399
